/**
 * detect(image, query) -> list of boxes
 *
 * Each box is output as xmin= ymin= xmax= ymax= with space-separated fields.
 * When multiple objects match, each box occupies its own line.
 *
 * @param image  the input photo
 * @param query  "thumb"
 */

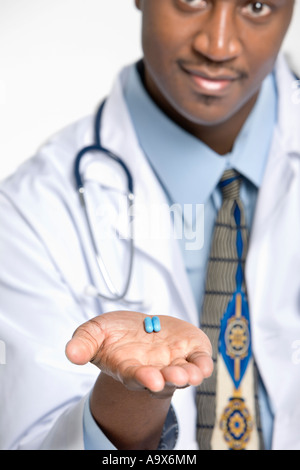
xmin=65 ymin=319 xmax=105 ymax=365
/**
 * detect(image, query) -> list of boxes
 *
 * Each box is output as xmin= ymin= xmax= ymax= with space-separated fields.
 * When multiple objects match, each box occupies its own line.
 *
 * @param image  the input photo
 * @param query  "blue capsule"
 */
xmin=152 ymin=316 xmax=161 ymax=333
xmin=144 ymin=317 xmax=154 ymax=333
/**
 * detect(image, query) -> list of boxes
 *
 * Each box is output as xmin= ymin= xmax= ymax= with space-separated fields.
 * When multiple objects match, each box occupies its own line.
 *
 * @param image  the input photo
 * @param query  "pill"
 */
xmin=152 ymin=316 xmax=161 ymax=332
xmin=144 ymin=317 xmax=154 ymax=333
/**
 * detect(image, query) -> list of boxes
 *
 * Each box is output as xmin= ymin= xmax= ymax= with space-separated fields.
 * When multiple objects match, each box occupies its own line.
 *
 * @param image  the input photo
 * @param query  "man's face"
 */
xmin=135 ymin=0 xmax=294 ymax=128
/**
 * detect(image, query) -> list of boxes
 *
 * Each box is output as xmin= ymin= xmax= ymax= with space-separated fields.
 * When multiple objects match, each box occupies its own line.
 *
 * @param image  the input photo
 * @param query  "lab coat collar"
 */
xmin=274 ymin=53 xmax=300 ymax=156
xmin=247 ymin=55 xmax=300 ymax=243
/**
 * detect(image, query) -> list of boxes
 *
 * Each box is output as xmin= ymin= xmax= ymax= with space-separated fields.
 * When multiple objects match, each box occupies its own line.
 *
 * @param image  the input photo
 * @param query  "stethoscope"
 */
xmin=74 ymin=100 xmax=143 ymax=307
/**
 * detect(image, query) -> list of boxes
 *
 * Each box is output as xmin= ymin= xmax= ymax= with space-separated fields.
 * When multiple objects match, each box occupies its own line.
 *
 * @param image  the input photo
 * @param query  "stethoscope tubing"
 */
xmin=74 ymin=100 xmax=134 ymax=195
xmin=74 ymin=99 xmax=138 ymax=304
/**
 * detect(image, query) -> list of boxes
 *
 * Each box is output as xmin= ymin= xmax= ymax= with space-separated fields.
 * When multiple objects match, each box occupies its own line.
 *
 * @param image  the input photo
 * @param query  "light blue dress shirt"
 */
xmin=83 ymin=62 xmax=276 ymax=450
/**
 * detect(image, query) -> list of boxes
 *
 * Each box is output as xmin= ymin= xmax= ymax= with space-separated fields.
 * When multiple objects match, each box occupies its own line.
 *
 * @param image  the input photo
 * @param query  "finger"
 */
xmin=160 ymin=365 xmax=190 ymax=387
xmin=188 ymin=351 xmax=214 ymax=379
xmin=179 ymin=362 xmax=205 ymax=386
xmin=123 ymin=365 xmax=166 ymax=393
xmin=65 ymin=319 xmax=105 ymax=365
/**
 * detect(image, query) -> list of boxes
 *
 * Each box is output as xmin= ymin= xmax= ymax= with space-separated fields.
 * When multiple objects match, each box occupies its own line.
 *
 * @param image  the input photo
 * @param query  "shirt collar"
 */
xmin=123 ymin=62 xmax=277 ymax=205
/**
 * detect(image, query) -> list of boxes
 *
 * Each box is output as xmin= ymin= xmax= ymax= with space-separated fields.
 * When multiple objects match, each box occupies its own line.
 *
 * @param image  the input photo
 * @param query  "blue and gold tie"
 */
xmin=197 ymin=169 xmax=263 ymax=450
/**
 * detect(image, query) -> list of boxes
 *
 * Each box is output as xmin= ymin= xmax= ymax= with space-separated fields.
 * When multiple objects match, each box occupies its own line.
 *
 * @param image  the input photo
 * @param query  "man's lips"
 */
xmin=180 ymin=63 xmax=245 ymax=94
xmin=191 ymin=74 xmax=235 ymax=92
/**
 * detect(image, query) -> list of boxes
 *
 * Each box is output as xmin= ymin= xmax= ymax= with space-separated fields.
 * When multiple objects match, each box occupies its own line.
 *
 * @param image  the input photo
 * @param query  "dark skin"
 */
xmin=139 ymin=0 xmax=294 ymax=154
xmin=66 ymin=0 xmax=294 ymax=450
xmin=66 ymin=312 xmax=212 ymax=449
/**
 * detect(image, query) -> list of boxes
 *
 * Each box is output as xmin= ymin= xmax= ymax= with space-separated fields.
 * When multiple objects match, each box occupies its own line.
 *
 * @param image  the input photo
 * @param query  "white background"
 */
xmin=0 ymin=0 xmax=299 ymax=180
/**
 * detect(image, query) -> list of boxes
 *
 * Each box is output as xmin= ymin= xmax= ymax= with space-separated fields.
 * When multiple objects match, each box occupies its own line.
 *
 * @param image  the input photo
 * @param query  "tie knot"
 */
xmin=219 ymin=169 xmax=241 ymax=199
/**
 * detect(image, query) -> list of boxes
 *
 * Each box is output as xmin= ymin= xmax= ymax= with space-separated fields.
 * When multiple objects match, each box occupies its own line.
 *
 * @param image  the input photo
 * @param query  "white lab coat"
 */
xmin=0 ymin=55 xmax=300 ymax=450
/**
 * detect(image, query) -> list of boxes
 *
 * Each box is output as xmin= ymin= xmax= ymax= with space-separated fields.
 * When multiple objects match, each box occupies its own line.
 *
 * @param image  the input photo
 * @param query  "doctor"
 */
xmin=0 ymin=0 xmax=299 ymax=451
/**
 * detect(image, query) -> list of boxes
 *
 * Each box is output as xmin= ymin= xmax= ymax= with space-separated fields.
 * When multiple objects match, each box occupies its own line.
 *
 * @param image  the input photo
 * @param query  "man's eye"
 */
xmin=178 ymin=0 xmax=208 ymax=9
xmin=242 ymin=1 xmax=272 ymax=18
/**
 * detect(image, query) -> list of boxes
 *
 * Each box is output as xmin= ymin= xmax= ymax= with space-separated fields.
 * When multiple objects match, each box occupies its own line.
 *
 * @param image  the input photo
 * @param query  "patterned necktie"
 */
xmin=196 ymin=169 xmax=263 ymax=450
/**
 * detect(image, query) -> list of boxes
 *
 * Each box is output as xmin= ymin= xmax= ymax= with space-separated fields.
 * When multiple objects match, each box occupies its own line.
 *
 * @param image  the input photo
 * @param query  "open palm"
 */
xmin=66 ymin=311 xmax=213 ymax=394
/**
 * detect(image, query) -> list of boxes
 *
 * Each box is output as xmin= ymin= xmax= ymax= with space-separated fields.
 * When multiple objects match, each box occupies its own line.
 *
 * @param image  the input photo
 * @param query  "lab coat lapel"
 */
xmin=245 ymin=55 xmax=300 ymax=447
xmin=247 ymin=55 xmax=300 ymax=275
xmin=247 ymin=132 xmax=295 ymax=247
xmin=247 ymin=56 xmax=299 ymax=247
xmin=99 ymin=67 xmax=198 ymax=325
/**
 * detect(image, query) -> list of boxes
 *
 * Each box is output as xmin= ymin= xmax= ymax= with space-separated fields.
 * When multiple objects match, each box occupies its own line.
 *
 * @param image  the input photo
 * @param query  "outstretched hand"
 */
xmin=66 ymin=311 xmax=213 ymax=395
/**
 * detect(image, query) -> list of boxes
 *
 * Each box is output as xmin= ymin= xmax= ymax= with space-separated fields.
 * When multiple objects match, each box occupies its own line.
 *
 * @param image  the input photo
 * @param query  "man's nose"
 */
xmin=192 ymin=2 xmax=243 ymax=62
